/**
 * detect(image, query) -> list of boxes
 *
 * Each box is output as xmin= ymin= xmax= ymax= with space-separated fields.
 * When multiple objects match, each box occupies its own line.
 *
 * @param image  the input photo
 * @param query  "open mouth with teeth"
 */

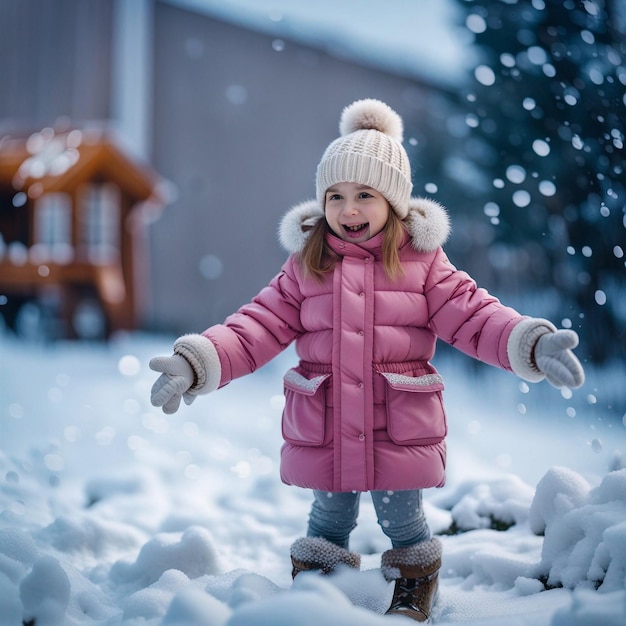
xmin=343 ymin=223 xmax=369 ymax=237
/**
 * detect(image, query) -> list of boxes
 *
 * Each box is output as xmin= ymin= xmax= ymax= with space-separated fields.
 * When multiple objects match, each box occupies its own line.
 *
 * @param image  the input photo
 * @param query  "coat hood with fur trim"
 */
xmin=278 ymin=197 xmax=451 ymax=255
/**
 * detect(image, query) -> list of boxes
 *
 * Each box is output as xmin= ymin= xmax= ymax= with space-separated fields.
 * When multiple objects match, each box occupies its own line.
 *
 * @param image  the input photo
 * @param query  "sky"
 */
xmin=164 ymin=0 xmax=474 ymax=85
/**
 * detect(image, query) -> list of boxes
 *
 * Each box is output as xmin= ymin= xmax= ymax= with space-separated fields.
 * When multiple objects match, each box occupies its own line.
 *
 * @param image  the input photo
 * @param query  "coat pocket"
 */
xmin=382 ymin=372 xmax=447 ymax=445
xmin=282 ymin=368 xmax=331 ymax=447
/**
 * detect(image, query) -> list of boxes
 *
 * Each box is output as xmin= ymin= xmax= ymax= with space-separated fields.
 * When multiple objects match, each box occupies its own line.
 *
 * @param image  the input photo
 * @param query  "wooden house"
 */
xmin=0 ymin=127 xmax=164 ymax=338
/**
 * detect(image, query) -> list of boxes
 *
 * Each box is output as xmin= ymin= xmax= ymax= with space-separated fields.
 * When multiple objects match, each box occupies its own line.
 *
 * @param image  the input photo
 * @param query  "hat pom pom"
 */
xmin=339 ymin=99 xmax=404 ymax=142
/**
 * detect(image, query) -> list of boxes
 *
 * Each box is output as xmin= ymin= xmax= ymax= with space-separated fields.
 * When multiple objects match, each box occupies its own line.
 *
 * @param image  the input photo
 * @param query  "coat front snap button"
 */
xmin=358 ymin=433 xmax=365 ymax=441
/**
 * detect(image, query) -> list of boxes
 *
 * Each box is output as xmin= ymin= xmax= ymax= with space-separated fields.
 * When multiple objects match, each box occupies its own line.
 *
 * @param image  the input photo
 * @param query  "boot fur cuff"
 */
xmin=291 ymin=537 xmax=361 ymax=573
xmin=381 ymin=537 xmax=442 ymax=581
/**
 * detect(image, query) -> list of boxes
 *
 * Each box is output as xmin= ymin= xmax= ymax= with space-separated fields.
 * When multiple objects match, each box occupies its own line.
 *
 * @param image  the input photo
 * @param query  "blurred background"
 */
xmin=0 ymin=0 xmax=624 ymax=371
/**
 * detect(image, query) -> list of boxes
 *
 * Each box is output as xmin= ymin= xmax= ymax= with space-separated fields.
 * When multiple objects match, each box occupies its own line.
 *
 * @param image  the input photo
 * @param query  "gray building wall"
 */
xmin=0 ymin=0 xmax=113 ymax=130
xmin=150 ymin=1 xmax=437 ymax=334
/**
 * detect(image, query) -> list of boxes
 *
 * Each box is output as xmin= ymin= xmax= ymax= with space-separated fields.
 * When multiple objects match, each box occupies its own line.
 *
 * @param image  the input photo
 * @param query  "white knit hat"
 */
xmin=316 ymin=99 xmax=413 ymax=219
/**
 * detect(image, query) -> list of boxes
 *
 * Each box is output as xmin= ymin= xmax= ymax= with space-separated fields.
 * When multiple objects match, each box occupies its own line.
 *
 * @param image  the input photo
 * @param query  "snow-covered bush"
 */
xmin=532 ymin=467 xmax=626 ymax=591
xmin=434 ymin=474 xmax=535 ymax=533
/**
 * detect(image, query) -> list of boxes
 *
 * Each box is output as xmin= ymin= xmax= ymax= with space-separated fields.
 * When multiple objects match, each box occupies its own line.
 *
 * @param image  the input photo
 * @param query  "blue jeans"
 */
xmin=307 ymin=489 xmax=431 ymax=550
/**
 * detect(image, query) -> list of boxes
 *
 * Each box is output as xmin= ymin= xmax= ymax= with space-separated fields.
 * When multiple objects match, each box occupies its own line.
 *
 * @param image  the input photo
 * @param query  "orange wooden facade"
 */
xmin=0 ymin=128 xmax=164 ymax=338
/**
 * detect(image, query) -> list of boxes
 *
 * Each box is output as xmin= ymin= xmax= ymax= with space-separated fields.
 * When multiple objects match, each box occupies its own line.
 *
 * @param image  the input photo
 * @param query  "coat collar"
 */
xmin=278 ymin=197 xmax=450 ymax=255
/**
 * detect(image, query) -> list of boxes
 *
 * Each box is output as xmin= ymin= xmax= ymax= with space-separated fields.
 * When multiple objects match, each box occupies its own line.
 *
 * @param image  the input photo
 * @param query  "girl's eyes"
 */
xmin=327 ymin=192 xmax=373 ymax=201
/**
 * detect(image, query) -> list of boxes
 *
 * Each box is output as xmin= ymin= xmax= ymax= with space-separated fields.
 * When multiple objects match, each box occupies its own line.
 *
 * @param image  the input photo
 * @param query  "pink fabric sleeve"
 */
xmin=425 ymin=248 xmax=524 ymax=370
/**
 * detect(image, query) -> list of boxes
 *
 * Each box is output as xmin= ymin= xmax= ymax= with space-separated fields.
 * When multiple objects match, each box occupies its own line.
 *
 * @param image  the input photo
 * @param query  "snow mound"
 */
xmin=38 ymin=513 xmax=145 ymax=559
xmin=434 ymin=474 xmax=535 ymax=532
xmin=552 ymin=588 xmax=626 ymax=626
xmin=20 ymin=555 xmax=70 ymax=625
xmin=162 ymin=587 xmax=232 ymax=625
xmin=228 ymin=574 xmax=388 ymax=626
xmin=529 ymin=466 xmax=591 ymax=535
xmin=0 ymin=527 xmax=39 ymax=576
xmin=110 ymin=526 xmax=222 ymax=589
xmin=536 ymin=468 xmax=626 ymax=592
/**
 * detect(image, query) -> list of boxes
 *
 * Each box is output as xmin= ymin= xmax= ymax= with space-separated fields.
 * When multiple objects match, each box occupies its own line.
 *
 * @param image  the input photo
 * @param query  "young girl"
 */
xmin=150 ymin=99 xmax=584 ymax=622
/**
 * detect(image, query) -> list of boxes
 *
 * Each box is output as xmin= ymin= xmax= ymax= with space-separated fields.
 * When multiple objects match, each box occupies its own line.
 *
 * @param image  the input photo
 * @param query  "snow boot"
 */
xmin=381 ymin=537 xmax=442 ymax=622
xmin=290 ymin=536 xmax=361 ymax=578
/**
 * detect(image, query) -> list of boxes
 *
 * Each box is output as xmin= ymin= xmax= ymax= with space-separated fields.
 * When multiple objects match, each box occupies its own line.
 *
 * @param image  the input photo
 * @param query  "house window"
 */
xmin=33 ymin=193 xmax=73 ymax=263
xmin=80 ymin=183 xmax=120 ymax=263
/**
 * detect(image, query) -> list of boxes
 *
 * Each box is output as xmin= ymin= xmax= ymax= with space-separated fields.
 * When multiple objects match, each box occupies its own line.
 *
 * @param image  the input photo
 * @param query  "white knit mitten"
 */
xmin=507 ymin=318 xmax=584 ymax=389
xmin=534 ymin=330 xmax=584 ymax=389
xmin=150 ymin=334 xmax=222 ymax=414
xmin=150 ymin=354 xmax=195 ymax=414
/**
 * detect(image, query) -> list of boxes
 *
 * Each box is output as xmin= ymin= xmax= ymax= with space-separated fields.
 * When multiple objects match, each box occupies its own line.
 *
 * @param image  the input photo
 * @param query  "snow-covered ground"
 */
xmin=1 ymin=332 xmax=625 ymax=625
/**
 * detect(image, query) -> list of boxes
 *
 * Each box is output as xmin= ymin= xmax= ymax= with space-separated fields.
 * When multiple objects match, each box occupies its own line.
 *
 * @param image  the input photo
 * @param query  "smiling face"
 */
xmin=324 ymin=182 xmax=391 ymax=243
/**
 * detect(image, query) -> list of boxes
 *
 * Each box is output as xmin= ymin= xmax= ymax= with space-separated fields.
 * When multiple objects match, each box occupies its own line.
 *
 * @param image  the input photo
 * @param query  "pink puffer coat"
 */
xmin=196 ymin=198 xmax=526 ymax=492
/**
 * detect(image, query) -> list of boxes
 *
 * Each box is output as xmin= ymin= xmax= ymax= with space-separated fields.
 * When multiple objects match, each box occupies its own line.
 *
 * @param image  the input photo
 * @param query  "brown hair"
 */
xmin=299 ymin=210 xmax=406 ymax=281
